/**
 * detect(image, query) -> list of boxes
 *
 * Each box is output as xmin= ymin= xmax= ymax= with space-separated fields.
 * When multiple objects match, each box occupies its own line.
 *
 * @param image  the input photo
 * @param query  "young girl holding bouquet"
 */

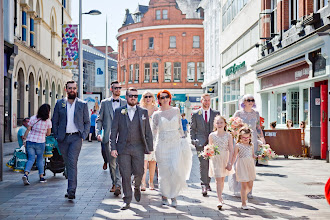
xmin=208 ymin=115 xmax=234 ymax=209
xmin=229 ymin=127 xmax=256 ymax=210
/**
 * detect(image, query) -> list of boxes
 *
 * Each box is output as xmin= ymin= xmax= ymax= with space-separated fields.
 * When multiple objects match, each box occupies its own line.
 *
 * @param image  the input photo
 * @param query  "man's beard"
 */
xmin=127 ymin=99 xmax=137 ymax=106
xmin=68 ymin=92 xmax=77 ymax=99
xmin=113 ymin=90 xmax=120 ymax=96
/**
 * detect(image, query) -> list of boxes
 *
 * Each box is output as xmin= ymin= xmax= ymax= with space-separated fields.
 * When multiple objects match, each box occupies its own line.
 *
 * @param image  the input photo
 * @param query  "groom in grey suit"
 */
xmin=110 ymin=88 xmax=153 ymax=210
xmin=96 ymin=81 xmax=126 ymax=196
xmin=190 ymin=93 xmax=220 ymax=196
xmin=52 ymin=81 xmax=90 ymax=200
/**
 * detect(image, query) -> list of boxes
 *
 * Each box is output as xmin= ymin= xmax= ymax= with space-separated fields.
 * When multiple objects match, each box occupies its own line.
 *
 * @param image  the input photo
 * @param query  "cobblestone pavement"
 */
xmin=1 ymin=140 xmax=329 ymax=219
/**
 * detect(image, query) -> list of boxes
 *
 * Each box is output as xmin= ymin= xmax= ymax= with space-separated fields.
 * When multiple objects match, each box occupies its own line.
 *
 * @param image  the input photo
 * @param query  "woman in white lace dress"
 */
xmin=152 ymin=90 xmax=193 ymax=207
xmin=140 ymin=91 xmax=158 ymax=191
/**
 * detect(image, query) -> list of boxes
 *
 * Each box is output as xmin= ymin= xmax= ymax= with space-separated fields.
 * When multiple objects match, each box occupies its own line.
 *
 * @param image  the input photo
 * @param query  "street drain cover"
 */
xmin=303 ymin=182 xmax=324 ymax=185
xmin=305 ymin=195 xmax=325 ymax=199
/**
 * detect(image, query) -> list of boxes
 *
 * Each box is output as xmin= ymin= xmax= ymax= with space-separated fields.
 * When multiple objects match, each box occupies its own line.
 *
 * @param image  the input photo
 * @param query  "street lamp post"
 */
xmin=78 ymin=0 xmax=101 ymax=99
xmin=105 ymin=15 xmax=108 ymax=98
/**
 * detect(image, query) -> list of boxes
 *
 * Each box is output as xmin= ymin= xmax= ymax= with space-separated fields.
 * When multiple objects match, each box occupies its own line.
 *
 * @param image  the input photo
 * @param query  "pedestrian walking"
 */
xmin=228 ymin=94 xmax=265 ymax=198
xmin=190 ymin=93 xmax=220 ymax=196
xmin=230 ymin=127 xmax=256 ymax=210
xmin=181 ymin=113 xmax=189 ymax=138
xmin=96 ymin=81 xmax=126 ymax=196
xmin=140 ymin=90 xmax=158 ymax=191
xmin=153 ymin=90 xmax=192 ymax=207
xmin=88 ymin=109 xmax=98 ymax=142
xmin=110 ymin=87 xmax=153 ymax=210
xmin=22 ymin=104 xmax=52 ymax=185
xmin=208 ymin=115 xmax=234 ymax=209
xmin=52 ymin=80 xmax=90 ymax=200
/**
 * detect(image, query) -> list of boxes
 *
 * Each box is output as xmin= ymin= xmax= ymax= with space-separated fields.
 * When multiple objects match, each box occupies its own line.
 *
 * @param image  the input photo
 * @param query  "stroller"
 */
xmin=44 ymin=136 xmax=67 ymax=178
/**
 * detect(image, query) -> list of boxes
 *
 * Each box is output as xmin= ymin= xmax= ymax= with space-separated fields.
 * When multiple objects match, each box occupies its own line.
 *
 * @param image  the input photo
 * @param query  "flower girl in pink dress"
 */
xmin=208 ymin=116 xmax=234 ymax=210
xmin=229 ymin=127 xmax=256 ymax=210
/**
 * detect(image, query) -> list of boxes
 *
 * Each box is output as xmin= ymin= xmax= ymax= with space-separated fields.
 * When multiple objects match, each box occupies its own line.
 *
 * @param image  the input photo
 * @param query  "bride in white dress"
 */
xmin=152 ymin=90 xmax=192 ymax=207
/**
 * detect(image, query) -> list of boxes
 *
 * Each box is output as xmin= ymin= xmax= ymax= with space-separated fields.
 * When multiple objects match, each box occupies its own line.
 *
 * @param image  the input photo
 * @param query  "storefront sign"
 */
xmin=261 ymin=63 xmax=309 ymax=90
xmin=226 ymin=61 xmax=245 ymax=76
xmin=315 ymin=98 xmax=321 ymax=105
xmin=95 ymin=59 xmax=105 ymax=87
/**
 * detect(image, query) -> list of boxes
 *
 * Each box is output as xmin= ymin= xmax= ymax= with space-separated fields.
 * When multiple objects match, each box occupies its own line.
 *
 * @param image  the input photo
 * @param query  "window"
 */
xmin=174 ymin=62 xmax=181 ymax=81
xmin=149 ymin=37 xmax=154 ymax=49
xmin=132 ymin=39 xmax=136 ymax=51
xmin=163 ymin=10 xmax=168 ymax=19
xmin=271 ymin=0 xmax=277 ymax=35
xmin=129 ymin=64 xmax=133 ymax=82
xmin=22 ymin=11 xmax=27 ymax=41
xmin=193 ymin=36 xmax=200 ymax=48
xmin=170 ymin=36 xmax=176 ymax=48
xmin=222 ymin=0 xmax=249 ymax=30
xmin=63 ymin=0 xmax=66 ymax=8
xmin=135 ymin=14 xmax=141 ymax=22
xmin=277 ymin=93 xmax=287 ymax=124
xmin=303 ymin=89 xmax=309 ymax=125
xmin=156 ymin=10 xmax=161 ymax=20
xmin=223 ymin=78 xmax=240 ymax=103
xmin=291 ymin=91 xmax=299 ymax=125
xmin=197 ymin=62 xmax=204 ymax=81
xmin=290 ymin=0 xmax=299 ymax=25
xmin=244 ymin=82 xmax=254 ymax=94
xmin=30 ymin=17 xmax=34 ymax=47
xmin=121 ymin=66 xmax=126 ymax=83
xmin=121 ymin=43 xmax=125 ymax=55
xmin=164 ymin=62 xmax=172 ymax=82
xmin=187 ymin=62 xmax=195 ymax=82
xmin=315 ymin=0 xmax=328 ymax=11
xmin=144 ymin=63 xmax=150 ymax=82
xmin=134 ymin=64 xmax=139 ymax=82
xmin=152 ymin=63 xmax=158 ymax=82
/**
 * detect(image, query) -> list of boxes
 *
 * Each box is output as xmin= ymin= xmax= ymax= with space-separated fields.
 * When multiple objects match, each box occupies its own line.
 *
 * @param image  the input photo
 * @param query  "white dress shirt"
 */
xmin=66 ymin=98 xmax=79 ymax=133
xmin=202 ymin=108 xmax=211 ymax=122
xmin=127 ymin=105 xmax=137 ymax=121
xmin=112 ymin=97 xmax=120 ymax=112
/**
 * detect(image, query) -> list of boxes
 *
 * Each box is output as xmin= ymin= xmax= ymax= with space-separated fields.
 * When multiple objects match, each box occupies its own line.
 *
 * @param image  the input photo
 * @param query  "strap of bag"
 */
xmin=31 ymin=118 xmax=42 ymax=128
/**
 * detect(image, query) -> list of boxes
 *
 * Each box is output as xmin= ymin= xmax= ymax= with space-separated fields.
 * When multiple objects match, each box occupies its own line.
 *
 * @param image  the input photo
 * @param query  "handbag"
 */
xmin=44 ymin=135 xmax=58 ymax=158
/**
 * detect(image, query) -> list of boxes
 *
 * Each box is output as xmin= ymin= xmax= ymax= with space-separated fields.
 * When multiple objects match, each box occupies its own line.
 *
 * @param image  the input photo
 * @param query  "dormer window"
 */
xmin=135 ymin=13 xmax=141 ymax=22
xmin=163 ymin=10 xmax=168 ymax=19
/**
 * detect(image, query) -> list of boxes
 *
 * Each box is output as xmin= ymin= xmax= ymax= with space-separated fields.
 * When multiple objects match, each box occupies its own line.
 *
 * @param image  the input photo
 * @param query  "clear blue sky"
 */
xmin=71 ymin=0 xmax=150 ymax=51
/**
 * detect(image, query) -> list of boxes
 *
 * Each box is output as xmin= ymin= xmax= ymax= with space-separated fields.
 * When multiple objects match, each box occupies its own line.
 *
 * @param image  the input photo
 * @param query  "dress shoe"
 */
xmin=162 ymin=196 xmax=169 ymax=205
xmin=65 ymin=193 xmax=68 ymax=198
xmin=201 ymin=185 xmax=207 ymax=196
xmin=120 ymin=202 xmax=130 ymax=210
xmin=110 ymin=185 xmax=116 ymax=192
xmin=68 ymin=192 xmax=75 ymax=200
xmin=206 ymin=185 xmax=212 ymax=191
xmin=103 ymin=162 xmax=107 ymax=170
xmin=247 ymin=194 xmax=253 ymax=199
xmin=134 ymin=188 xmax=141 ymax=202
xmin=114 ymin=187 xmax=121 ymax=196
xmin=217 ymin=201 xmax=223 ymax=210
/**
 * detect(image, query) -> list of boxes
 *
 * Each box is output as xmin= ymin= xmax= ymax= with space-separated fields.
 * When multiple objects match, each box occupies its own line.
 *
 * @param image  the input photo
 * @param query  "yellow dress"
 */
xmin=235 ymin=143 xmax=256 ymax=182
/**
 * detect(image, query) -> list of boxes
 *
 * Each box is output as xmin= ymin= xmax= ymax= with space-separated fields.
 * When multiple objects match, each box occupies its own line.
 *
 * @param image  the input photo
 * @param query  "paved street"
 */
xmin=0 ymin=140 xmax=329 ymax=220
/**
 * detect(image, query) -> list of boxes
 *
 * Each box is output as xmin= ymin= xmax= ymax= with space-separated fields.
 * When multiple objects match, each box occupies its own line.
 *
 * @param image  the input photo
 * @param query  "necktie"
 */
xmin=113 ymin=99 xmax=119 ymax=102
xmin=205 ymin=111 xmax=208 ymax=123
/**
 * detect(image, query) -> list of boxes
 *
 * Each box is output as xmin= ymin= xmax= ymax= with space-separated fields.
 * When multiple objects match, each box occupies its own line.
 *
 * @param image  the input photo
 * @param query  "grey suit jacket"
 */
xmin=96 ymin=97 xmax=127 ymax=143
xmin=52 ymin=98 xmax=91 ymax=142
xmin=110 ymin=105 xmax=153 ymax=155
xmin=190 ymin=108 xmax=220 ymax=151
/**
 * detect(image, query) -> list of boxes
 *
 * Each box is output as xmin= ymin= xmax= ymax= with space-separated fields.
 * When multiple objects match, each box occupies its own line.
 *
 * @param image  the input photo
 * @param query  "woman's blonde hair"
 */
xmin=237 ymin=126 xmax=253 ymax=145
xmin=213 ymin=115 xmax=227 ymax=131
xmin=286 ymin=119 xmax=293 ymax=128
xmin=140 ymin=90 xmax=156 ymax=108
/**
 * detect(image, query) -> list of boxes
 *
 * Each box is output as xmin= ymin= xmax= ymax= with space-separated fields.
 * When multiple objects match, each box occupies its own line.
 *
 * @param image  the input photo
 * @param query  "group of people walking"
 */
xmin=20 ymin=79 xmax=266 ymax=211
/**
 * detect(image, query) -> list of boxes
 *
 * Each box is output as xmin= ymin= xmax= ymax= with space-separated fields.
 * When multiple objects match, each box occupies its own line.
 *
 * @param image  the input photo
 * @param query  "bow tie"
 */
xmin=113 ymin=99 xmax=119 ymax=102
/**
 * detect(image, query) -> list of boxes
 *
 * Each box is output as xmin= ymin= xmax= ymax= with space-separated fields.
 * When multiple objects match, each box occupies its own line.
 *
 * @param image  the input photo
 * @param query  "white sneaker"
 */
xmin=217 ymin=201 xmax=223 ymax=210
xmin=171 ymin=198 xmax=177 ymax=207
xmin=162 ymin=197 xmax=169 ymax=205
xmin=241 ymin=205 xmax=249 ymax=210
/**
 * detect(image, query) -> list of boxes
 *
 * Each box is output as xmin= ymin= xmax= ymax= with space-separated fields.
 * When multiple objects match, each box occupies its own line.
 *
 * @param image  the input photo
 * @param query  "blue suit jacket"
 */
xmin=52 ymin=98 xmax=91 ymax=142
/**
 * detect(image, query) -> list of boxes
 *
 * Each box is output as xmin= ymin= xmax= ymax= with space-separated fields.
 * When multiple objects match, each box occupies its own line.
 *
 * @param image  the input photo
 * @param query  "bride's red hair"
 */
xmin=157 ymin=90 xmax=172 ymax=106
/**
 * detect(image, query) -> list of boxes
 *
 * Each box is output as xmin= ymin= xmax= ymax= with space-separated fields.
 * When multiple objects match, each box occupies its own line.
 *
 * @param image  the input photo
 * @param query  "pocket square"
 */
xmin=141 ymin=114 xmax=146 ymax=120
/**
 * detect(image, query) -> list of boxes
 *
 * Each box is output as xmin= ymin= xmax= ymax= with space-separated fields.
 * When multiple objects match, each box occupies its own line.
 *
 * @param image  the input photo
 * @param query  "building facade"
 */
xmin=116 ymin=0 xmax=204 ymax=116
xmin=256 ymin=0 xmax=329 ymax=159
xmin=8 ymin=0 xmax=72 ymax=142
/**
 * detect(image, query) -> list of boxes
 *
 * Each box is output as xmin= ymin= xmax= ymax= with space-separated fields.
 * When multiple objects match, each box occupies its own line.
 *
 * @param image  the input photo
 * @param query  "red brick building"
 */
xmin=116 ymin=0 xmax=204 ymax=111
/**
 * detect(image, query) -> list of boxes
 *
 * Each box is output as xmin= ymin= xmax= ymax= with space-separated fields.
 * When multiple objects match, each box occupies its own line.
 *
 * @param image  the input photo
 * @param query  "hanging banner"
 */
xmin=62 ymin=24 xmax=79 ymax=69
xmin=95 ymin=59 xmax=105 ymax=87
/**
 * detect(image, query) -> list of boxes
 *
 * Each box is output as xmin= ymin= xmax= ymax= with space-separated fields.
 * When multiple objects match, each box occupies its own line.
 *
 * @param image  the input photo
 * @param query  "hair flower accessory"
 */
xmin=121 ymin=108 xmax=128 ymax=115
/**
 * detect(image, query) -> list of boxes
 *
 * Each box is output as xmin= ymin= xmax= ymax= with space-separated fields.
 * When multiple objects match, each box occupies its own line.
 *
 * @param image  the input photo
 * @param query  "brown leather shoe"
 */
xmin=202 ymin=185 xmax=207 ymax=197
xmin=103 ymin=162 xmax=107 ymax=170
xmin=110 ymin=185 xmax=115 ymax=192
xmin=114 ymin=187 xmax=121 ymax=196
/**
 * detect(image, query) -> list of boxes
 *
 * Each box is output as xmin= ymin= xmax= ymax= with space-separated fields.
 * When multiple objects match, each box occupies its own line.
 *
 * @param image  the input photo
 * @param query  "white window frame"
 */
xmin=193 ymin=36 xmax=200 ymax=48
xmin=164 ymin=62 xmax=172 ymax=82
xmin=156 ymin=10 xmax=161 ymax=20
xmin=169 ymin=36 xmax=176 ymax=48
xmin=132 ymin=39 xmax=136 ymax=51
xmin=187 ymin=62 xmax=195 ymax=82
xmin=134 ymin=64 xmax=139 ymax=83
xmin=149 ymin=37 xmax=154 ymax=49
xmin=152 ymin=63 xmax=158 ymax=82
xmin=174 ymin=62 xmax=181 ymax=82
xmin=129 ymin=64 xmax=133 ymax=83
xmin=162 ymin=10 xmax=168 ymax=19
xmin=144 ymin=63 xmax=150 ymax=82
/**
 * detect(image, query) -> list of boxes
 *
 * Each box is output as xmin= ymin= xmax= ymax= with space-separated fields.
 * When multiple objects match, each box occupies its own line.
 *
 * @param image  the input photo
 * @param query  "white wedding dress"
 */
xmin=152 ymin=107 xmax=193 ymax=198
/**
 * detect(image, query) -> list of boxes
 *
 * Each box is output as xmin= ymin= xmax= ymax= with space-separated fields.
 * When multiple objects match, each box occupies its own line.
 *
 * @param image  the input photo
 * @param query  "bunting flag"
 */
xmin=62 ymin=24 xmax=79 ymax=69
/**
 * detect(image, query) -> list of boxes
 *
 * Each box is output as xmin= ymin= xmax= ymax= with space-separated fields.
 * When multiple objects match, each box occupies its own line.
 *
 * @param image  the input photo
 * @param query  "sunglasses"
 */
xmin=144 ymin=95 xmax=153 ymax=99
xmin=159 ymin=95 xmax=170 ymax=100
xmin=113 ymin=87 xmax=122 ymax=90
xmin=128 ymin=94 xmax=138 ymax=98
xmin=246 ymin=99 xmax=255 ymax=102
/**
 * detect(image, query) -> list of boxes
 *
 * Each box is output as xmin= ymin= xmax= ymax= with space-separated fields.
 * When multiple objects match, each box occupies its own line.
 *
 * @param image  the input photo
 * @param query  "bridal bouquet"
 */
xmin=198 ymin=144 xmax=220 ymax=160
xmin=257 ymin=144 xmax=277 ymax=162
xmin=227 ymin=117 xmax=244 ymax=138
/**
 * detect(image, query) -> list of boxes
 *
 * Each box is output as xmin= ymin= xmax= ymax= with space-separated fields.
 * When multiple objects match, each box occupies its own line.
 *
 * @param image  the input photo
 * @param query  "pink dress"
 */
xmin=235 ymin=143 xmax=256 ymax=182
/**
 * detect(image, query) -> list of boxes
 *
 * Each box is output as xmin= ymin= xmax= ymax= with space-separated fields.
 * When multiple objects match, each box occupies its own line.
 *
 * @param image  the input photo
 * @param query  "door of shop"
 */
xmin=310 ymin=87 xmax=321 ymax=158
xmin=320 ymin=84 xmax=328 ymax=159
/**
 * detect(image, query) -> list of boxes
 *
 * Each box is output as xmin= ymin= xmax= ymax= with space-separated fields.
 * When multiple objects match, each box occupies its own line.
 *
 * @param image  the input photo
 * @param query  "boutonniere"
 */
xmin=198 ymin=110 xmax=202 ymax=115
xmin=141 ymin=114 xmax=146 ymax=120
xmin=121 ymin=108 xmax=128 ymax=115
xmin=62 ymin=102 xmax=66 ymax=108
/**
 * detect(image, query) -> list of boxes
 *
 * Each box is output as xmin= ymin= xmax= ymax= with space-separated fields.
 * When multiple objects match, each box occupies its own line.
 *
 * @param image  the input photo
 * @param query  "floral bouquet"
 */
xmin=198 ymin=144 xmax=220 ymax=160
xmin=256 ymin=144 xmax=277 ymax=163
xmin=227 ymin=117 xmax=244 ymax=138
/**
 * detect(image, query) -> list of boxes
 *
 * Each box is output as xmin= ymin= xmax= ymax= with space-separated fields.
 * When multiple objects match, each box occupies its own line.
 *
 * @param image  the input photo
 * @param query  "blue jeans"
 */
xmin=25 ymin=141 xmax=45 ymax=175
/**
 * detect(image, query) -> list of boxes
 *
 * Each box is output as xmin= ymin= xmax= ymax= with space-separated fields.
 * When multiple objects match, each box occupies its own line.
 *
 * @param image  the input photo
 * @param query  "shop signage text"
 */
xmin=226 ymin=61 xmax=245 ymax=76
xmin=295 ymin=68 xmax=309 ymax=80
